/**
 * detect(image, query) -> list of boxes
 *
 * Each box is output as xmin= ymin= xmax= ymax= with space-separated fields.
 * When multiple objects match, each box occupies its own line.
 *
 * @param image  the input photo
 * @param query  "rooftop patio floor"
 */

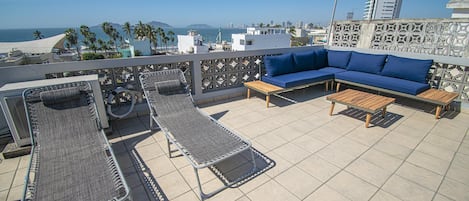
xmin=1 ymin=86 xmax=469 ymax=201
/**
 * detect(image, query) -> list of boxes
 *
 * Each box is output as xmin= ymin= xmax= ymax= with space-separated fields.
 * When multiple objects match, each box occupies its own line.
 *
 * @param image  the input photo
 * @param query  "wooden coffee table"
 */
xmin=244 ymin=80 xmax=284 ymax=108
xmin=327 ymin=89 xmax=395 ymax=128
xmin=417 ymin=88 xmax=459 ymax=119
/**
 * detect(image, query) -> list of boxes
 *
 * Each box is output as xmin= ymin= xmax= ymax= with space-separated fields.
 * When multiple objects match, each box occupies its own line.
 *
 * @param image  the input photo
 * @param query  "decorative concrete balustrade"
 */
xmin=0 ymin=46 xmax=468 ymax=108
xmin=332 ymin=18 xmax=469 ymax=58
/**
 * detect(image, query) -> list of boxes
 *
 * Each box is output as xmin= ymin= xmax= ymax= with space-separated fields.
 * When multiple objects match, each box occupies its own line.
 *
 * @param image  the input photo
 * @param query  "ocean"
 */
xmin=0 ymin=27 xmax=245 ymax=44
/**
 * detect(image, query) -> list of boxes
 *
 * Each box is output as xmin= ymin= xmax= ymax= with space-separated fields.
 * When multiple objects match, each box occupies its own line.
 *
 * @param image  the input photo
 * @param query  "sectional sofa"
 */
xmin=261 ymin=48 xmax=434 ymax=99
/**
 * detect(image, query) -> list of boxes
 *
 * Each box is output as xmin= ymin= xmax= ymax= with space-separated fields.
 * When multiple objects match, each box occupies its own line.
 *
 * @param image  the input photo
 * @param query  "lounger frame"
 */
xmin=21 ymin=81 xmax=131 ymax=201
xmin=140 ymin=69 xmax=257 ymax=200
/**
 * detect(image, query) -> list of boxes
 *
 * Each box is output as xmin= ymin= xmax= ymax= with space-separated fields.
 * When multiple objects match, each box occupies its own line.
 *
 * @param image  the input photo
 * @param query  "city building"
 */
xmin=177 ymin=30 xmax=209 ymax=54
xmin=447 ymin=0 xmax=469 ymax=18
xmin=231 ymin=27 xmax=290 ymax=51
xmin=363 ymin=0 xmax=402 ymax=20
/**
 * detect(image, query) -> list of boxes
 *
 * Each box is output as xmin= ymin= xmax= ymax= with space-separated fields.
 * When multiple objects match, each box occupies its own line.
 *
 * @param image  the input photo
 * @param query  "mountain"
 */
xmin=90 ymin=21 xmax=172 ymax=29
xmin=186 ymin=24 xmax=213 ymax=29
xmin=147 ymin=21 xmax=172 ymax=28
xmin=91 ymin=22 xmax=122 ymax=29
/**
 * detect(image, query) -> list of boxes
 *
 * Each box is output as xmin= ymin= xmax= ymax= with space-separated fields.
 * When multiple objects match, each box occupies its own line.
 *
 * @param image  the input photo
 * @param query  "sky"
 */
xmin=0 ymin=0 xmax=453 ymax=29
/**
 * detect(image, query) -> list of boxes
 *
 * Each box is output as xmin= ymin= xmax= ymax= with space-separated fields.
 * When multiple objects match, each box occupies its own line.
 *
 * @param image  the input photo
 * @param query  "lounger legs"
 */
xmin=193 ymin=149 xmax=258 ymax=200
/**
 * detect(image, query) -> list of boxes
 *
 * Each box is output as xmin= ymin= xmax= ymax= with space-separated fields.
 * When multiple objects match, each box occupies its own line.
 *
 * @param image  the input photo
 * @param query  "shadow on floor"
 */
xmin=338 ymin=108 xmax=403 ymax=128
xmin=129 ymin=142 xmax=169 ymax=201
xmin=338 ymin=84 xmax=462 ymax=120
xmin=209 ymin=147 xmax=275 ymax=188
xmin=268 ymin=85 xmax=335 ymax=107
xmin=113 ymin=115 xmax=276 ymax=200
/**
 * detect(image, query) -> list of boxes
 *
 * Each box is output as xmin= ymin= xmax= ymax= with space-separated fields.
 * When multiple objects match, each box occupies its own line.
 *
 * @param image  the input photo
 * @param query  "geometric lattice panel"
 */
xmin=331 ymin=22 xmax=361 ymax=47
xmin=45 ymin=61 xmax=193 ymax=103
xmin=370 ymin=19 xmax=469 ymax=57
xmin=201 ymin=55 xmax=263 ymax=93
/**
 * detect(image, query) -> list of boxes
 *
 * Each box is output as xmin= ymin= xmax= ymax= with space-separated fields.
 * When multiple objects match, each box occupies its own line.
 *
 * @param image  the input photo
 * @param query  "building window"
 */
xmin=240 ymin=39 xmax=245 ymax=45
xmin=246 ymin=40 xmax=253 ymax=45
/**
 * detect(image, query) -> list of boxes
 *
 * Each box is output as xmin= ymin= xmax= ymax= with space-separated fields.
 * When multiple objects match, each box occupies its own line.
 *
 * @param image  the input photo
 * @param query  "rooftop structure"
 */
xmin=363 ymin=0 xmax=402 ymax=20
xmin=0 ymin=34 xmax=66 ymax=54
xmin=231 ymin=27 xmax=290 ymax=51
xmin=447 ymin=0 xmax=469 ymax=18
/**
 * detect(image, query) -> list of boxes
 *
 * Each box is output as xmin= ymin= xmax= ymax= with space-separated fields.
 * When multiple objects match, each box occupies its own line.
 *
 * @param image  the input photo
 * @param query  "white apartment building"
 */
xmin=363 ymin=0 xmax=402 ymax=20
xmin=231 ymin=27 xmax=291 ymax=51
xmin=177 ymin=30 xmax=209 ymax=54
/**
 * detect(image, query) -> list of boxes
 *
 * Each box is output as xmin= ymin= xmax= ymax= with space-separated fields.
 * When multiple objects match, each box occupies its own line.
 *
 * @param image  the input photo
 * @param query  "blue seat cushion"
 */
xmin=262 ymin=70 xmax=334 ymax=88
xmin=318 ymin=67 xmax=347 ymax=75
xmin=327 ymin=50 xmax=351 ymax=69
xmin=381 ymin=55 xmax=433 ymax=83
xmin=335 ymin=71 xmax=430 ymax=95
xmin=293 ymin=50 xmax=316 ymax=71
xmin=264 ymin=53 xmax=295 ymax=76
xmin=347 ymin=52 xmax=387 ymax=74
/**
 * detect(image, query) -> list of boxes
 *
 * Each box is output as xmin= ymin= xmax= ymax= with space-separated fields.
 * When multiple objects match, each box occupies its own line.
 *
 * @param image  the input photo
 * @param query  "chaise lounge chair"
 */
xmin=22 ymin=81 xmax=131 ymax=201
xmin=139 ymin=69 xmax=256 ymax=200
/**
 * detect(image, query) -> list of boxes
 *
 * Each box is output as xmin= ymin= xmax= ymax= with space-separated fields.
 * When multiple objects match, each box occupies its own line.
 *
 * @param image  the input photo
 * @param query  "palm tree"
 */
xmin=156 ymin=27 xmax=165 ymax=50
xmin=33 ymin=30 xmax=44 ymax=40
xmin=144 ymin=24 xmax=158 ymax=52
xmin=134 ymin=21 xmax=146 ymax=39
xmin=80 ymin=25 xmax=98 ymax=53
xmin=101 ymin=22 xmax=120 ymax=51
xmin=167 ymin=30 xmax=175 ymax=49
xmin=289 ymin=26 xmax=297 ymax=38
xmin=123 ymin=22 xmax=132 ymax=40
xmin=64 ymin=28 xmax=80 ymax=57
xmin=163 ymin=36 xmax=170 ymax=50
xmin=97 ymin=39 xmax=109 ymax=53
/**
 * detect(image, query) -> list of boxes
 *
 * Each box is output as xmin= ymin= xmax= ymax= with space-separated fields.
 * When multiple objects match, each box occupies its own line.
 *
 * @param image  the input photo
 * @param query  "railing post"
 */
xmin=192 ymin=58 xmax=203 ymax=99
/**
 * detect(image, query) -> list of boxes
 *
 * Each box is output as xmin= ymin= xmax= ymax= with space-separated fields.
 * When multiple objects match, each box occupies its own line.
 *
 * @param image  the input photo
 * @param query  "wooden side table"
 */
xmin=417 ymin=89 xmax=459 ymax=119
xmin=244 ymin=81 xmax=284 ymax=108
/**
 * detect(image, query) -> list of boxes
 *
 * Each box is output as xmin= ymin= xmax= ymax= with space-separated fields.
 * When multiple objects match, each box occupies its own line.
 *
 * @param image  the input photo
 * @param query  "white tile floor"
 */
xmin=1 ymin=86 xmax=469 ymax=201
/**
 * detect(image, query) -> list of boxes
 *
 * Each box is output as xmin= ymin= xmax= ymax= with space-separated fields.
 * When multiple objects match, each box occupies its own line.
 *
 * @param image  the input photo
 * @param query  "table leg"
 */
xmin=325 ymin=81 xmax=329 ymax=91
xmin=435 ymin=105 xmax=442 ymax=119
xmin=329 ymin=102 xmax=335 ymax=116
xmin=336 ymin=83 xmax=341 ymax=92
xmin=382 ymin=107 xmax=387 ymax=118
xmin=266 ymin=95 xmax=270 ymax=108
xmin=247 ymin=88 xmax=251 ymax=99
xmin=365 ymin=113 xmax=372 ymax=128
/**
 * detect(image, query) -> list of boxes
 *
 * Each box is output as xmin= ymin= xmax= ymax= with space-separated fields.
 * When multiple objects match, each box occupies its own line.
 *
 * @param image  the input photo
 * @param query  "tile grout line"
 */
xmin=296 ymin=113 xmax=403 ymax=201
xmin=430 ymin=127 xmax=469 ymax=201
xmin=367 ymin=115 xmax=446 ymax=201
xmin=5 ymin=157 xmax=21 ymax=201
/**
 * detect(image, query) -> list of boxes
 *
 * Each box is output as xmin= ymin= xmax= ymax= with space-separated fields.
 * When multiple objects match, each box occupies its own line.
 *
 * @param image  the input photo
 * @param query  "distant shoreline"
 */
xmin=0 ymin=28 xmax=245 ymax=43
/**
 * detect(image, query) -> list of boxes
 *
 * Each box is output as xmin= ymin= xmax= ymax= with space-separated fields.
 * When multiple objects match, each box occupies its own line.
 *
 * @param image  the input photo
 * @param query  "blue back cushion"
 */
xmin=347 ymin=52 xmax=387 ymax=74
xmin=315 ymin=49 xmax=328 ymax=68
xmin=293 ymin=50 xmax=316 ymax=71
xmin=381 ymin=55 xmax=433 ymax=83
xmin=264 ymin=53 xmax=294 ymax=77
xmin=327 ymin=50 xmax=351 ymax=69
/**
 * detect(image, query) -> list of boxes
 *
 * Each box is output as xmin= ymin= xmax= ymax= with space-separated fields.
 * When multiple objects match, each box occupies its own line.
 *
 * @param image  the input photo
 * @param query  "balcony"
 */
xmin=1 ymin=18 xmax=469 ymax=201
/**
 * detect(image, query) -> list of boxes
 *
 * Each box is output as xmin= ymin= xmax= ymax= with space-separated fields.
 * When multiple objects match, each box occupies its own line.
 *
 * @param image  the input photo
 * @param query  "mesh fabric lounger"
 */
xmin=22 ymin=82 xmax=131 ymax=201
xmin=140 ymin=69 xmax=256 ymax=200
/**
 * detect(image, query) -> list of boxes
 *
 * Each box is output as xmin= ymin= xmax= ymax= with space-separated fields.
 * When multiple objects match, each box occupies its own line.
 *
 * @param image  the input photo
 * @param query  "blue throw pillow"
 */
xmin=327 ymin=50 xmax=352 ymax=69
xmin=293 ymin=50 xmax=316 ymax=71
xmin=347 ymin=52 xmax=387 ymax=74
xmin=381 ymin=55 xmax=433 ymax=83
xmin=264 ymin=53 xmax=294 ymax=77
xmin=315 ymin=49 xmax=328 ymax=68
